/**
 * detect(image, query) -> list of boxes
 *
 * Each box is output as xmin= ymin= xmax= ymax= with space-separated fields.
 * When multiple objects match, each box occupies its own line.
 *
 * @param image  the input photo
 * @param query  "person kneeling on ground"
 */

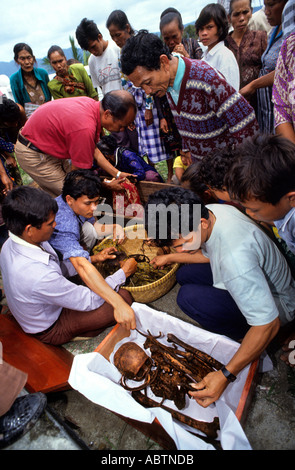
xmin=145 ymin=186 xmax=295 ymax=406
xmin=0 ymin=186 xmax=137 ymax=345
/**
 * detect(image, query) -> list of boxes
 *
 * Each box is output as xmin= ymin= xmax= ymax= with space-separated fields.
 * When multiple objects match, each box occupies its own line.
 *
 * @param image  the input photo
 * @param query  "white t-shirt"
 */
xmin=88 ymin=40 xmax=122 ymax=95
xmin=202 ymin=41 xmax=240 ymax=91
xmin=202 ymin=204 xmax=295 ymax=327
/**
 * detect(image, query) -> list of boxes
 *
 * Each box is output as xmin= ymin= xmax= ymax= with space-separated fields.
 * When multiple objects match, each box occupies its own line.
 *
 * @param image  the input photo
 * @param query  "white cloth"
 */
xmin=202 ymin=41 xmax=240 ymax=91
xmin=88 ymin=41 xmax=122 ymax=95
xmin=202 ymin=204 xmax=295 ymax=326
xmin=69 ymin=303 xmax=260 ymax=450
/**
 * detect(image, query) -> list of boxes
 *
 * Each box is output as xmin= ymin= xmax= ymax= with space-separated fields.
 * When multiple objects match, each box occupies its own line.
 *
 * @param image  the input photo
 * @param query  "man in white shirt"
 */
xmin=145 ymin=186 xmax=295 ymax=407
xmin=0 ymin=186 xmax=137 ymax=344
xmin=76 ymin=18 xmax=122 ymax=95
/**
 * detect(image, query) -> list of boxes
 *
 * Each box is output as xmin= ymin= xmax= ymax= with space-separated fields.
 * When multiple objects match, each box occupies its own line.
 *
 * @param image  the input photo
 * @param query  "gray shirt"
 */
xmin=202 ymin=204 xmax=295 ymax=326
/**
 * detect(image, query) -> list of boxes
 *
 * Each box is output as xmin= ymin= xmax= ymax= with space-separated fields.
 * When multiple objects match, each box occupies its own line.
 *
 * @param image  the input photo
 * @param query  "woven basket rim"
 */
xmin=96 ymin=224 xmax=179 ymax=293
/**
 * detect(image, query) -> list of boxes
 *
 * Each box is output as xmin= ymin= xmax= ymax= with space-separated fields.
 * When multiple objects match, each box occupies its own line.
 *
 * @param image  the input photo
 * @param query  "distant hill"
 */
xmin=0 ymin=47 xmax=80 ymax=78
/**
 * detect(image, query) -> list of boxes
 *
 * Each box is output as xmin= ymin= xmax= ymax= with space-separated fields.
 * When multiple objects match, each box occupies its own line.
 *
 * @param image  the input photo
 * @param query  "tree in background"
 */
xmin=183 ymin=24 xmax=197 ymax=39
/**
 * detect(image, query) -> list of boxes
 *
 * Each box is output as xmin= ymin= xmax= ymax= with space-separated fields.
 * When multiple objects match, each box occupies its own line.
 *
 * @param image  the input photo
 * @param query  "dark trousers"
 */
xmin=176 ymin=263 xmax=250 ymax=341
xmin=34 ymin=289 xmax=133 ymax=346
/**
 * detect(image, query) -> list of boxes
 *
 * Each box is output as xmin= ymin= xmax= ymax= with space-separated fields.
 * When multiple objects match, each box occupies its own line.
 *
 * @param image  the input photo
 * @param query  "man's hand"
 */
xmin=189 ymin=370 xmax=229 ymax=408
xmin=160 ymin=118 xmax=169 ymax=133
xmin=173 ymin=43 xmax=189 ymax=57
xmin=69 ymin=255 xmax=137 ymax=330
xmin=102 ymin=176 xmax=136 ymax=191
xmin=91 ymin=247 xmax=117 ymax=264
xmin=150 ymin=254 xmax=172 ymax=269
xmin=113 ymin=301 xmax=137 ymax=330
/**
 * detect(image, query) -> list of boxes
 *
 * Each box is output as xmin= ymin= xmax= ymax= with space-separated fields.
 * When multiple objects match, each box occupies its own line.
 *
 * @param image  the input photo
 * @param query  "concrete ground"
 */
xmin=2 ymin=282 xmax=295 ymax=451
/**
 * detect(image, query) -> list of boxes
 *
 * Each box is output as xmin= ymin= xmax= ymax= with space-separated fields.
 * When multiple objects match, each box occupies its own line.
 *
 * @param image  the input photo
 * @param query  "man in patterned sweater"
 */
xmin=121 ymin=31 xmax=258 ymax=161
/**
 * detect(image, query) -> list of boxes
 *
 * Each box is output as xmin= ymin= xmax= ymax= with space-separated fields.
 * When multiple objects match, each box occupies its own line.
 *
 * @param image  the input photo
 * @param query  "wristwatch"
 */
xmin=220 ymin=366 xmax=237 ymax=382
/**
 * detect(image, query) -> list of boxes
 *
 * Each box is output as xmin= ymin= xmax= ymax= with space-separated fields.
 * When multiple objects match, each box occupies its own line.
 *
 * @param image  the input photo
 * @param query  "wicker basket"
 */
xmin=96 ymin=224 xmax=179 ymax=303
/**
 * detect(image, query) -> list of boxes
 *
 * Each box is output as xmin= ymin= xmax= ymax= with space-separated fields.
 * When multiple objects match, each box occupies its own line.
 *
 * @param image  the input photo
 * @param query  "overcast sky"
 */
xmin=0 ymin=0 xmax=214 ymax=63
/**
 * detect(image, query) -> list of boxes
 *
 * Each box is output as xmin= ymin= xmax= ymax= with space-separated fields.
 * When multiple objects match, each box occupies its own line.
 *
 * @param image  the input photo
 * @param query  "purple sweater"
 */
xmin=167 ymin=58 xmax=258 ymax=160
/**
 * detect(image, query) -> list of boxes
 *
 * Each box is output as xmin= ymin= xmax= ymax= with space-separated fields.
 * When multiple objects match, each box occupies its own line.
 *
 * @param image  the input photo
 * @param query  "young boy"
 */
xmin=75 ymin=18 xmax=122 ymax=95
xmin=145 ymin=186 xmax=295 ymax=406
xmin=49 ymin=169 xmax=139 ymax=327
xmin=0 ymin=186 xmax=137 ymax=344
xmin=225 ymin=133 xmax=295 ymax=363
xmin=225 ymin=133 xmax=295 ymax=255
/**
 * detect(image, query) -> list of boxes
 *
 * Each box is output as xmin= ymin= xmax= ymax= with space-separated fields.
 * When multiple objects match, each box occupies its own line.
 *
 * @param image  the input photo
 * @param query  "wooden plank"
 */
xmin=235 ymin=358 xmax=260 ymax=426
xmin=136 ymin=181 xmax=175 ymax=205
xmin=0 ymin=313 xmax=73 ymax=393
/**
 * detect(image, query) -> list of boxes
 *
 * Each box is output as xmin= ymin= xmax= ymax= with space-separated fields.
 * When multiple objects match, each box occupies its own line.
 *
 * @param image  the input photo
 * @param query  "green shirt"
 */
xmin=48 ymin=63 xmax=98 ymax=100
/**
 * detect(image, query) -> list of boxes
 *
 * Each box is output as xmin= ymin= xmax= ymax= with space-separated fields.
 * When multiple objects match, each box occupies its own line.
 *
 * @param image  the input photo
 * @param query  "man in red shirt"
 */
xmin=15 ymin=90 xmax=136 ymax=196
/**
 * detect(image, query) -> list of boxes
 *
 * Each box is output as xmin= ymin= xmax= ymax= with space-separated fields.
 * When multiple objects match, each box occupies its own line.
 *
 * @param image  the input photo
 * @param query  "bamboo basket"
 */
xmin=96 ymin=224 xmax=179 ymax=303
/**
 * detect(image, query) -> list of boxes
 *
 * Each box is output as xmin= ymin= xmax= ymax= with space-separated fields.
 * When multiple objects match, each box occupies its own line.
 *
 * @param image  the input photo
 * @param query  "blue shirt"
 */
xmin=50 ymin=195 xmax=94 ymax=261
xmin=274 ymin=208 xmax=295 ymax=255
xmin=115 ymin=147 xmax=161 ymax=181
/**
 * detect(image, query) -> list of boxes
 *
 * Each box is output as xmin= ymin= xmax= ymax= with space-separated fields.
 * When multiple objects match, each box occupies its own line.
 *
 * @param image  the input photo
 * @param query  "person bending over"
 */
xmin=0 ymin=186 xmax=137 ymax=345
xmin=144 ymin=186 xmax=295 ymax=406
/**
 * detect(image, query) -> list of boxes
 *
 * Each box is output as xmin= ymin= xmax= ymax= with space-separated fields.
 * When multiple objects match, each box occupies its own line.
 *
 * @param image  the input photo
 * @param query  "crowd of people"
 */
xmin=0 ymin=1 xmax=295 ymax=449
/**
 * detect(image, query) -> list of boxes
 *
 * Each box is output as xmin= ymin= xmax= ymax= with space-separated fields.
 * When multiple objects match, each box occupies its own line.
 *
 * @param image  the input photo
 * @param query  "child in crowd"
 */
xmin=195 ymin=147 xmax=237 ymax=203
xmin=225 ymin=134 xmax=295 ymax=256
xmin=97 ymin=134 xmax=162 ymax=182
xmin=195 ymin=3 xmax=240 ymax=91
xmin=225 ymin=133 xmax=295 ymax=363
xmin=180 ymin=162 xmax=218 ymax=205
xmin=172 ymin=149 xmax=192 ymax=185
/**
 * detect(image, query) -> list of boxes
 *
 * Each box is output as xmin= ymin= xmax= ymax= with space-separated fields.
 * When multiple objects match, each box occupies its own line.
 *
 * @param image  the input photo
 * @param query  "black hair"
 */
xmin=62 ymin=169 xmax=101 ymax=201
xmin=195 ymin=3 xmax=229 ymax=41
xmin=229 ymin=0 xmax=252 ymax=15
xmin=225 ymin=133 xmax=295 ymax=205
xmin=0 ymin=96 xmax=21 ymax=124
xmin=144 ymin=186 xmax=209 ymax=247
xmin=160 ymin=11 xmax=184 ymax=32
xmin=181 ymin=162 xmax=210 ymax=194
xmin=47 ymin=45 xmax=66 ymax=60
xmin=76 ymin=18 xmax=101 ymax=50
xmin=197 ymin=148 xmax=237 ymax=191
xmin=101 ymin=90 xmax=136 ymax=120
xmin=97 ymin=134 xmax=118 ymax=156
xmin=160 ymin=7 xmax=181 ymax=18
xmin=2 ymin=186 xmax=58 ymax=236
xmin=13 ymin=43 xmax=35 ymax=63
xmin=121 ymin=30 xmax=171 ymax=76
xmin=106 ymin=10 xmax=135 ymax=35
